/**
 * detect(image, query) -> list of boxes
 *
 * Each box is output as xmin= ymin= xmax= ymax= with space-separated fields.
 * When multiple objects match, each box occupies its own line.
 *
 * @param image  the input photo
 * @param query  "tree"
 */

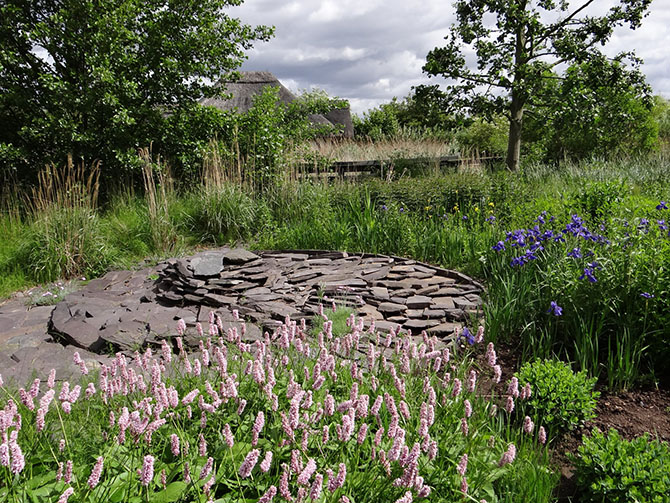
xmin=424 ymin=0 xmax=652 ymax=171
xmin=0 ymin=0 xmax=272 ymax=181
xmin=542 ymin=54 xmax=657 ymax=160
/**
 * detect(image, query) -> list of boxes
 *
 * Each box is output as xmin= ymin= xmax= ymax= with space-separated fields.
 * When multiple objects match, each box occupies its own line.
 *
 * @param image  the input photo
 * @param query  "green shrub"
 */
xmin=571 ymin=428 xmax=670 ymax=503
xmin=515 ymin=359 xmax=599 ymax=438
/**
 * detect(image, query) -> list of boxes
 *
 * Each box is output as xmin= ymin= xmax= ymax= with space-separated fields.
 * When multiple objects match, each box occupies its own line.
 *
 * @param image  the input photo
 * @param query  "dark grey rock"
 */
xmin=378 ymin=302 xmax=407 ymax=315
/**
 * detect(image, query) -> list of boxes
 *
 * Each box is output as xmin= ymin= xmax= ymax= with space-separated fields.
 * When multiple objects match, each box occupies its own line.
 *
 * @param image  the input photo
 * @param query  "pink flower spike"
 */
xmin=260 ymin=451 xmax=273 ymax=473
xmin=140 ymin=455 xmax=155 ymax=486
xmin=523 ymin=416 xmax=534 ymax=435
xmin=457 ymin=453 xmax=468 ymax=476
xmin=170 ymin=434 xmax=180 ymax=456
xmin=258 ymin=485 xmax=277 ymax=503
xmin=310 ymin=473 xmax=323 ymax=500
xmin=239 ymin=449 xmax=260 ymax=478
xmin=539 ymin=426 xmax=547 ymax=445
xmin=87 ymin=456 xmax=104 ymax=489
xmin=58 ymin=487 xmax=74 ymax=503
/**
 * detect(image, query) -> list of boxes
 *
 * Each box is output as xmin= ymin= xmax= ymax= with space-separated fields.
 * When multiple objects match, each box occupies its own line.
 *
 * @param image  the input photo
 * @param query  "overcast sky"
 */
xmin=231 ymin=0 xmax=670 ymax=116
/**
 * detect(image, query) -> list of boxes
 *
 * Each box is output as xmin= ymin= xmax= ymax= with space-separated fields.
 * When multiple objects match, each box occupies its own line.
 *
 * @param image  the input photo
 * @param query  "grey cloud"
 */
xmin=233 ymin=1 xmax=669 ymax=114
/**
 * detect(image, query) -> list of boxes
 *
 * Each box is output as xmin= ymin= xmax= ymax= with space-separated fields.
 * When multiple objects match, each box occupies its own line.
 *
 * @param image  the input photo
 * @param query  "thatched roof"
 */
xmin=201 ymin=71 xmax=353 ymax=137
xmin=200 ymin=71 xmax=296 ymax=113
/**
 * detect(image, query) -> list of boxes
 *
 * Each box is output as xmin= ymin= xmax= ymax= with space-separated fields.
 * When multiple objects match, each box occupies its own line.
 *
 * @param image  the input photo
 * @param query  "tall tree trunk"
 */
xmin=506 ymin=4 xmax=527 ymax=172
xmin=506 ymin=97 xmax=524 ymax=171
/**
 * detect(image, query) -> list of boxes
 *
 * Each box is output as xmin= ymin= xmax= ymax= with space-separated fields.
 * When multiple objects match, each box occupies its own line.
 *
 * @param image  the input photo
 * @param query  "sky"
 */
xmin=231 ymin=0 xmax=670 ymax=116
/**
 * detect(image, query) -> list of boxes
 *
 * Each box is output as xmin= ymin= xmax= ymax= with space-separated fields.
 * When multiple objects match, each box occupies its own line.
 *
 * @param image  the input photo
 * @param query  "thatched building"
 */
xmin=200 ymin=71 xmax=354 ymax=138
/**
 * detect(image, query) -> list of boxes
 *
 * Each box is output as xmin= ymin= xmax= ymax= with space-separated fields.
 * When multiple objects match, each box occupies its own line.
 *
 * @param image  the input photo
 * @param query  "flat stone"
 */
xmin=357 ymin=304 xmax=384 ymax=320
xmin=405 ymin=309 xmax=424 ymax=318
xmin=222 ymin=248 xmax=260 ymax=264
xmin=453 ymin=297 xmax=480 ymax=310
xmin=431 ymin=297 xmax=456 ymax=309
xmin=99 ymin=320 xmax=150 ymax=351
xmin=369 ymin=287 xmax=390 ymax=301
xmin=389 ymin=297 xmax=407 ymax=305
xmin=203 ymin=293 xmax=237 ymax=307
xmin=361 ymin=267 xmax=391 ymax=281
xmin=416 ymin=285 xmax=440 ymax=296
xmin=403 ymin=319 xmax=440 ymax=330
xmin=406 ymin=295 xmax=433 ymax=309
xmin=434 ymin=287 xmax=463 ymax=296
xmin=378 ymin=302 xmax=407 ymax=315
xmin=423 ymin=309 xmax=446 ymax=319
xmin=427 ymin=322 xmax=461 ymax=337
xmin=444 ymin=309 xmax=467 ymax=321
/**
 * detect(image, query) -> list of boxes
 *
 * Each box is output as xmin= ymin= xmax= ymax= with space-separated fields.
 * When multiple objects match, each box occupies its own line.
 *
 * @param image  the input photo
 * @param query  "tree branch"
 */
xmin=535 ymin=0 xmax=597 ymax=46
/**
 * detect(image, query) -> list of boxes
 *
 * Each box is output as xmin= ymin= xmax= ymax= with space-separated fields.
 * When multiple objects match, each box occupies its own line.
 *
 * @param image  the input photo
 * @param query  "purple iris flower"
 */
xmin=547 ymin=301 xmax=563 ymax=316
xmin=459 ymin=327 xmax=475 ymax=345
xmin=640 ymin=292 xmax=654 ymax=299
xmin=567 ymin=247 xmax=582 ymax=259
xmin=492 ymin=241 xmax=506 ymax=252
xmin=579 ymin=267 xmax=598 ymax=283
xmin=656 ymin=201 xmax=668 ymax=210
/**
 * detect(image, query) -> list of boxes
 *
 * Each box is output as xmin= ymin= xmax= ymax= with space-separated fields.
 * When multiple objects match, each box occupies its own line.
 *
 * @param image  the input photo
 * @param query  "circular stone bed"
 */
xmin=0 ymin=247 xmax=484 ymax=387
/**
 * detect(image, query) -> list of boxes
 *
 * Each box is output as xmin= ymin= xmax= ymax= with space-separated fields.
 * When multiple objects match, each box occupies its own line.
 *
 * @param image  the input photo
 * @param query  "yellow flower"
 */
xmin=474 ymin=206 xmax=480 ymax=213
xmin=489 ymin=202 xmax=495 ymax=208
xmin=453 ymin=205 xmax=459 ymax=212
xmin=425 ymin=205 xmax=432 ymax=211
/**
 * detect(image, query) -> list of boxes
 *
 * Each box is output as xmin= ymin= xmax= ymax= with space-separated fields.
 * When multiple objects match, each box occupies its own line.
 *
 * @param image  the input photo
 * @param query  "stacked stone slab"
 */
xmin=0 ymin=247 xmax=484 ymax=387
xmin=154 ymin=248 xmax=484 ymax=337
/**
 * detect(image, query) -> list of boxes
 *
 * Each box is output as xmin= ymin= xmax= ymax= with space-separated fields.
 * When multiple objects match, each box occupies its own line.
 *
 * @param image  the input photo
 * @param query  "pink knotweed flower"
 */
xmin=140 ymin=455 xmax=155 ymax=486
xmin=0 ymin=442 xmax=9 ymax=467
xmin=19 ymin=388 xmax=35 ymax=411
xmin=357 ymin=423 xmax=369 ymax=445
xmin=398 ymin=400 xmax=411 ymax=420
xmin=464 ymin=400 xmax=473 ymax=418
xmin=169 ymin=434 xmax=180 ymax=456
xmin=64 ymin=459 xmax=73 ymax=483
xmin=181 ymin=388 xmax=199 ymax=405
xmin=237 ymin=398 xmax=247 ymax=416
xmin=428 ymin=439 xmax=438 ymax=460
xmin=199 ymin=456 xmax=214 ymax=480
xmin=310 ymin=473 xmax=324 ymax=500
xmin=452 ymin=378 xmax=462 ymax=397
xmin=329 ymin=462 xmax=346 ymax=491
xmin=374 ymin=427 xmax=384 ymax=447
xmin=10 ymin=441 xmax=25 ymax=474
xmin=239 ymin=449 xmax=260 ymax=478
xmin=160 ymin=469 xmax=167 ymax=488
xmin=258 ymin=485 xmax=277 ymax=503
xmin=47 ymin=369 xmax=56 ymax=389
xmin=176 ymin=318 xmax=186 ymax=336
xmin=35 ymin=407 xmax=46 ymax=432
xmin=489 ymin=404 xmax=498 ymax=417
xmin=85 ymin=383 xmax=96 ymax=399
xmin=486 ymin=343 xmax=497 ymax=367
xmin=279 ymin=464 xmax=292 ymax=500
xmin=29 ymin=378 xmax=40 ymax=399
xmin=467 ymin=370 xmax=477 ymax=393
xmin=523 ymin=416 xmax=535 ymax=435
xmin=475 ymin=325 xmax=485 ymax=343
xmin=461 ymin=476 xmax=468 ymax=495
xmin=56 ymin=462 xmax=63 ymax=482
xmin=59 ymin=439 xmax=66 ymax=453
xmin=252 ymin=411 xmax=265 ymax=446
xmin=160 ymin=340 xmax=172 ymax=364
xmin=324 ymin=394 xmax=335 ymax=416
xmin=395 ymin=491 xmax=413 ymax=503
xmin=493 ymin=365 xmax=502 ymax=383
xmin=507 ymin=377 xmax=519 ymax=398
xmin=521 ymin=382 xmax=532 ymax=400
xmin=499 ymin=443 xmax=517 ymax=467
xmin=57 ymin=487 xmax=74 ymax=503
xmin=260 ymin=451 xmax=273 ymax=473
xmin=538 ymin=426 xmax=547 ymax=445
xmin=183 ymin=462 xmax=191 ymax=483
xmin=87 ymin=456 xmax=104 ymax=489
xmin=340 ymin=497 xmax=351 ymax=503
xmin=222 ymin=423 xmax=234 ymax=448
xmin=297 ymin=458 xmax=317 ymax=485
xmin=461 ymin=417 xmax=469 ymax=436
xmin=505 ymin=395 xmax=515 ymax=414
xmin=321 ymin=424 xmax=330 ymax=444
xmin=371 ymin=395 xmax=383 ymax=417
xmin=199 ymin=433 xmax=207 ymax=456
xmin=457 ymin=453 xmax=468 ymax=476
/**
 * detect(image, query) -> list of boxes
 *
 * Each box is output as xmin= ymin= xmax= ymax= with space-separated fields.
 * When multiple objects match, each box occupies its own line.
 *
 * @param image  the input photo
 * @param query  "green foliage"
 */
xmin=652 ymin=95 xmax=670 ymax=141
xmin=424 ymin=0 xmax=652 ymax=170
xmin=456 ymin=116 xmax=509 ymax=156
xmin=184 ymin=184 xmax=261 ymax=244
xmin=540 ymin=55 xmax=658 ymax=161
xmin=571 ymin=429 xmax=670 ymax=503
xmin=353 ymin=101 xmax=402 ymax=140
xmin=515 ymin=359 xmax=599 ymax=438
xmin=571 ymin=179 xmax=629 ymax=221
xmin=0 ymin=0 xmax=272 ymax=182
